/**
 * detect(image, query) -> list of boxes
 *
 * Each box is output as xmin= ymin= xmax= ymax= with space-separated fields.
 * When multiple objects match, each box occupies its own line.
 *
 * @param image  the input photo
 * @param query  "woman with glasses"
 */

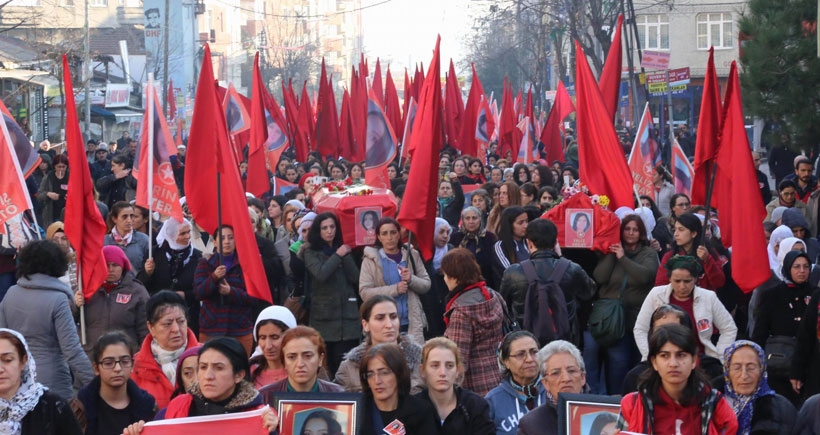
xmin=518 ymin=340 xmax=589 ymax=435
xmin=359 ymin=343 xmax=438 ymax=435
xmin=485 ymin=331 xmax=545 ymax=435
xmin=75 ymin=332 xmax=156 ymax=434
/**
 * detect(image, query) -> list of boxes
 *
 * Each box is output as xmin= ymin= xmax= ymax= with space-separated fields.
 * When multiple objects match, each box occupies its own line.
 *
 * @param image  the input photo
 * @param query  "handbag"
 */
xmin=764 ymin=335 xmax=796 ymax=378
xmin=588 ymin=275 xmax=626 ymax=347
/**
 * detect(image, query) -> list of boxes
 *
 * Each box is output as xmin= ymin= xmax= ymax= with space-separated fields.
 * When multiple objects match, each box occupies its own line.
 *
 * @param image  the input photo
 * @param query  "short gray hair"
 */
xmin=536 ymin=340 xmax=585 ymax=376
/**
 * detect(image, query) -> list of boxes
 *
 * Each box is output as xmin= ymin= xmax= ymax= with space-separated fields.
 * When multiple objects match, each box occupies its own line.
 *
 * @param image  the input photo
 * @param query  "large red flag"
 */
xmin=397 ymin=36 xmax=442 ymax=261
xmin=497 ymin=79 xmax=519 ymax=160
xmin=280 ymin=80 xmax=299 ymax=150
xmin=372 ymin=58 xmax=385 ymax=107
xmin=599 ymin=14 xmax=624 ymax=120
xmin=338 ymin=89 xmax=356 ymax=161
xmin=692 ymin=47 xmax=722 ymax=205
xmin=574 ymin=41 xmax=633 ymax=210
xmin=62 ymin=54 xmax=108 ymax=299
xmin=0 ymin=108 xmax=34 ymax=230
xmin=365 ymin=87 xmax=398 ymax=189
xmin=184 ymin=44 xmax=271 ymax=304
xmin=133 ymin=84 xmax=184 ymax=221
xmin=458 ymin=64 xmax=485 ymax=157
xmin=714 ymin=62 xmax=768 ymax=292
xmin=294 ymin=82 xmax=315 ymax=161
xmin=627 ymin=103 xmax=661 ymax=196
xmin=540 ymin=81 xmax=574 ymax=163
xmin=351 ymin=66 xmax=368 ymax=162
xmin=248 ymin=53 xmax=289 ymax=198
xmin=167 ymin=78 xmax=177 ymax=121
xmin=384 ymin=66 xmax=403 ymax=140
xmin=315 ymin=59 xmax=340 ymax=159
xmin=444 ymin=59 xmax=464 ymax=151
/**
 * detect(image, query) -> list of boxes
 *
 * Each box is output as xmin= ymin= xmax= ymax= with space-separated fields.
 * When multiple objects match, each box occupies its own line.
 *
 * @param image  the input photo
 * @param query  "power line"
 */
xmin=209 ymin=0 xmax=394 ymax=19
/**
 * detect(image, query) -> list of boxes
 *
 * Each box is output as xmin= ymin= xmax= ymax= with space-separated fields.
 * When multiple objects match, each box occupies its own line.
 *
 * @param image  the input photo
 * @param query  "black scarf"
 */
xmin=164 ymin=243 xmax=192 ymax=278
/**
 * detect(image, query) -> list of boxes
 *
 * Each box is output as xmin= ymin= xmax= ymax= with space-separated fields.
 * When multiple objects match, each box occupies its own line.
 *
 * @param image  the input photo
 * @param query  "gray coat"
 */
xmin=81 ymin=273 xmax=149 ymax=355
xmin=303 ymin=247 xmax=362 ymax=342
xmin=103 ymin=232 xmax=150 ymax=276
xmin=0 ymin=273 xmax=94 ymax=399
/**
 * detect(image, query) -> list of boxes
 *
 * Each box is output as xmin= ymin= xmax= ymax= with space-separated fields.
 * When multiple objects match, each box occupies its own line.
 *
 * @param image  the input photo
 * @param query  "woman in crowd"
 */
xmin=617 ymin=324 xmax=738 ymax=434
xmin=349 ymin=163 xmax=364 ymax=181
xmin=529 ymin=164 xmax=553 ymax=190
xmin=193 ymin=226 xmax=255 ymax=356
xmin=249 ymin=305 xmax=297 ymax=388
xmin=490 ymin=167 xmax=504 ymax=185
xmin=653 ymin=193 xmax=692 ymax=254
xmin=75 ymin=332 xmax=156 ymax=435
xmin=423 ymin=218 xmax=452 ymax=338
xmin=124 ymin=337 xmax=279 ymax=433
xmin=767 ymin=225 xmax=794 ymax=273
xmin=653 ymin=166 xmax=676 ymax=217
xmin=487 ymin=181 xmax=521 ymax=235
xmin=519 ymin=182 xmax=538 ymax=207
xmin=360 ymin=217 xmax=431 ymax=346
xmin=469 ymin=189 xmax=493 ymax=225
xmin=485 ymin=331 xmax=545 ymax=435
xmin=259 ymin=326 xmax=344 ymax=400
xmin=330 ymin=164 xmax=346 ymax=181
xmin=753 ymin=250 xmax=814 ymax=403
xmin=517 ymin=340 xmax=589 ymax=435
xmin=359 ymin=343 xmax=438 ymax=435
xmin=298 ymin=174 xmax=317 ymax=208
xmin=655 ymin=212 xmax=726 ymax=291
xmin=634 ymin=256 xmax=737 ymax=379
xmin=453 ymin=158 xmax=469 ymax=182
xmin=76 ymin=246 xmax=149 ymax=356
xmin=335 ymin=295 xmax=424 ymax=393
xmin=538 ymin=186 xmax=558 ymax=212
xmin=464 ymin=158 xmax=487 ymax=185
xmin=441 ymin=248 xmax=505 ymax=396
xmin=414 ymin=337 xmax=495 ymax=434
xmin=131 ymin=291 xmax=199 ymax=409
xmin=792 ymin=280 xmax=820 ymax=401
xmin=0 ymin=328 xmax=83 ymax=434
xmin=303 ymin=212 xmax=361 ymax=376
xmin=37 ymin=153 xmax=69 ymax=228
xmin=514 ymin=164 xmax=531 ymax=185
xmin=639 ymin=195 xmax=663 ymax=221
xmin=437 ymin=175 xmax=465 ymax=227
xmin=169 ymin=345 xmax=201 ymax=399
xmin=96 ymin=154 xmax=136 ymax=209
xmin=139 ymin=217 xmax=203 ymax=336
xmin=46 ymin=222 xmax=78 ymax=294
xmin=103 ymin=201 xmax=150 ymax=276
xmin=0 ymin=240 xmax=94 ymax=400
xmin=451 ymin=207 xmax=498 ymax=288
xmin=722 ymin=340 xmax=796 ymax=435
xmin=588 ymin=215 xmax=659 ymax=395
xmin=492 ymin=206 xmax=529 ymax=280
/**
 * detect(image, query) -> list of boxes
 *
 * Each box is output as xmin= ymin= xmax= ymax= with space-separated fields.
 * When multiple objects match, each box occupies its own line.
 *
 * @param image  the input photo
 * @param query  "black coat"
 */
xmin=136 ymin=245 xmax=203 ymax=336
xmin=414 ymin=387 xmax=495 ymax=435
xmin=792 ymin=288 xmax=820 ymax=399
xmin=21 ymin=390 xmax=83 ymax=435
xmin=76 ymin=377 xmax=157 ymax=435
xmin=450 ymin=231 xmax=498 ymax=289
xmin=516 ymin=400 xmax=558 ymax=435
xmin=749 ymin=394 xmax=797 ymax=435
xmin=363 ymin=394 xmax=438 ymax=435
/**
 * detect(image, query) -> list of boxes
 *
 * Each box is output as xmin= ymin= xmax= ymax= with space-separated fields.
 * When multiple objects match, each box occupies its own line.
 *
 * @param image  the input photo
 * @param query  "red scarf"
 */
xmin=444 ymin=281 xmax=490 ymax=327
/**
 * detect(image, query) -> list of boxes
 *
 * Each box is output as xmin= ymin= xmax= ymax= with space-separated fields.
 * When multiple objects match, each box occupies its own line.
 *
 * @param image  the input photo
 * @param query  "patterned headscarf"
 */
xmin=0 ymin=329 xmax=45 ymax=435
xmin=722 ymin=340 xmax=775 ymax=435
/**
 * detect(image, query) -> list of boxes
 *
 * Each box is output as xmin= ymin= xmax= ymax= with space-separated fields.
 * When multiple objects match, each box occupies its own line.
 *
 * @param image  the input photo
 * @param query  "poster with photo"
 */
xmin=274 ymin=393 xmax=363 ymax=435
xmin=355 ymin=206 xmax=382 ymax=246
xmin=565 ymin=208 xmax=594 ymax=248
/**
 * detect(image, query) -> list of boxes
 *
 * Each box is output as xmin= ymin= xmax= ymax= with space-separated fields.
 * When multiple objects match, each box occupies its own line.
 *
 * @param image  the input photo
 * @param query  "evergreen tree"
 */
xmin=739 ymin=0 xmax=820 ymax=150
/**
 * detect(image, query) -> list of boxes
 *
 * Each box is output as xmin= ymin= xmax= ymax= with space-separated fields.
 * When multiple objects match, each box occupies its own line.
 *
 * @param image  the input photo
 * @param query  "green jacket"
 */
xmin=303 ymin=246 xmax=362 ymax=342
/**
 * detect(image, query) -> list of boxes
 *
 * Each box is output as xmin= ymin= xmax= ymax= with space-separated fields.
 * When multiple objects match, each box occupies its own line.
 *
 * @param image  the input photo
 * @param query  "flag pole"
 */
xmin=147 ymin=73 xmax=155 ymax=261
xmin=77 ymin=263 xmax=86 ymax=345
xmin=701 ymin=160 xmax=718 ymax=246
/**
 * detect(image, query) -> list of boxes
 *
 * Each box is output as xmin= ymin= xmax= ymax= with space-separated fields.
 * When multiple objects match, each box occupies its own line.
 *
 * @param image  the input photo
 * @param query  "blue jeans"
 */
xmin=583 ymin=330 xmax=638 ymax=395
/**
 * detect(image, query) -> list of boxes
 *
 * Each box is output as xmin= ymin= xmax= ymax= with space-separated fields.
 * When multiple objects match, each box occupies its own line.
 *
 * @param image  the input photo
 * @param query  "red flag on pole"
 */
xmin=444 ymin=59 xmax=464 ymax=151
xmin=599 ymin=14 xmax=624 ymax=120
xmin=248 ymin=52 xmax=285 ymax=198
xmin=62 ymin=54 xmax=108 ymax=299
xmin=713 ymin=62 xmax=768 ymax=292
xmin=339 ymin=89 xmax=356 ymax=161
xmin=458 ymin=64 xmax=485 ymax=158
xmin=397 ymin=36 xmax=442 ymax=261
xmin=133 ymin=84 xmax=184 ymax=221
xmin=574 ymin=41 xmax=633 ymax=210
xmin=365 ymin=87 xmax=398 ymax=189
xmin=540 ymin=81 xmax=574 ymax=164
xmin=167 ymin=78 xmax=177 ymax=122
xmin=384 ymin=66 xmax=403 ymax=140
xmin=0 ymin=109 xmax=34 ymax=230
xmin=497 ymin=79 xmax=519 ymax=160
xmin=671 ymin=138 xmax=694 ymax=198
xmin=627 ymin=103 xmax=661 ymax=196
xmin=297 ymin=82 xmax=315 ymax=157
xmin=315 ymin=59 xmax=341 ymax=159
xmin=184 ymin=44 xmax=272 ymax=304
xmin=372 ymin=58 xmax=385 ymax=107
xmin=692 ymin=47 xmax=722 ymax=205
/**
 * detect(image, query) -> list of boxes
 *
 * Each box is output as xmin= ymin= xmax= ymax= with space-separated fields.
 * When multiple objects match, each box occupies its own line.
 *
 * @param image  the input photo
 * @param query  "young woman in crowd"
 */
xmin=334 ymin=295 xmax=423 ymax=393
xmin=423 ymin=218 xmax=453 ymax=338
xmin=538 ymin=186 xmax=558 ymax=212
xmin=414 ymin=337 xmax=495 ymax=434
xmin=441 ymin=248 xmax=506 ymax=396
xmin=103 ymin=201 xmax=150 ymax=276
xmin=529 ymin=165 xmax=553 ymax=190
xmin=360 ymin=217 xmax=431 ymax=346
xmin=513 ymin=164 xmax=531 ymax=186
xmin=655 ymin=212 xmax=726 ymax=291
xmin=451 ymin=207 xmax=498 ymax=288
xmin=519 ymin=182 xmax=538 ymax=207
xmin=359 ymin=343 xmax=438 ymax=435
xmin=437 ymin=174 xmax=465 ymax=227
xmin=75 ymin=332 xmax=156 ymax=435
xmin=249 ymin=305 xmax=297 ymax=388
xmin=169 ymin=345 xmax=201 ymax=400
xmin=486 ymin=181 xmax=521 ymax=235
xmin=492 ymin=206 xmax=529 ymax=279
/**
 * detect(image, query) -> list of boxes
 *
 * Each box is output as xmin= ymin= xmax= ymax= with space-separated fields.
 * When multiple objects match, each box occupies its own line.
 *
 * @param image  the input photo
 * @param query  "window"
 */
xmin=637 ymin=14 xmax=669 ymax=49
xmin=9 ymin=0 xmax=41 ymax=5
xmin=697 ymin=13 xmax=733 ymax=49
xmin=90 ymin=0 xmax=107 ymax=6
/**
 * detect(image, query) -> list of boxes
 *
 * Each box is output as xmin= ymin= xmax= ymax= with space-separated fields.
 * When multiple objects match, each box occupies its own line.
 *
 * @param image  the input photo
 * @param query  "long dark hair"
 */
xmin=621 ymin=215 xmax=650 ymax=247
xmin=307 ymin=212 xmax=342 ymax=249
xmin=671 ymin=213 xmax=702 ymax=256
xmin=497 ymin=206 xmax=526 ymax=264
xmin=638 ymin=324 xmax=710 ymax=406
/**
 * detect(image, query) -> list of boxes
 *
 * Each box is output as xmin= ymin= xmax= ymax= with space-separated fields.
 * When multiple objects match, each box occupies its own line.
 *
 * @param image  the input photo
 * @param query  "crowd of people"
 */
xmin=3 ymin=132 xmax=820 ymax=435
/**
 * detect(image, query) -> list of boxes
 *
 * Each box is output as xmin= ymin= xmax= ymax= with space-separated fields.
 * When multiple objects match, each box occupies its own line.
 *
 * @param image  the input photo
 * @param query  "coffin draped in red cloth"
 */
xmin=313 ymin=185 xmax=398 ymax=247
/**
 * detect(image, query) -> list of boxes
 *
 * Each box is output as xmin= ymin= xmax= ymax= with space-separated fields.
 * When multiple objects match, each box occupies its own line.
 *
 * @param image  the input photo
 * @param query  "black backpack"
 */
xmin=520 ymin=258 xmax=572 ymax=344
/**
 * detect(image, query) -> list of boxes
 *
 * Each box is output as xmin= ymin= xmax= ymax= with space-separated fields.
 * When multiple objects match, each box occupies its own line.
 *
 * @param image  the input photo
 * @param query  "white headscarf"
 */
xmin=433 ymin=218 xmax=451 ymax=270
xmin=250 ymin=306 xmax=298 ymax=359
xmin=156 ymin=217 xmax=193 ymax=251
xmin=298 ymin=212 xmax=317 ymax=241
xmin=634 ymin=207 xmax=657 ymax=240
xmin=768 ymin=225 xmax=794 ymax=273
xmin=0 ymin=328 xmax=45 ymax=435
xmin=774 ymin=237 xmax=806 ymax=281
xmin=614 ymin=206 xmax=634 ymax=221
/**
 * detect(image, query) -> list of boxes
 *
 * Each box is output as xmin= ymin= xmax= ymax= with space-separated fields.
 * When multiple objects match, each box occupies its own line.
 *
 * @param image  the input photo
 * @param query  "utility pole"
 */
xmin=162 ymin=0 xmax=170 ymax=115
xmin=84 ymin=0 xmax=91 ymax=137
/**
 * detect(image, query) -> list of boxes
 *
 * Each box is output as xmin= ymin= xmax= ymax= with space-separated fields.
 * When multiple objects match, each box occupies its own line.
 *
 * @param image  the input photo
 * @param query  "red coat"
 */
xmin=619 ymin=389 xmax=737 ymax=435
xmin=131 ymin=328 xmax=199 ymax=409
xmin=655 ymin=249 xmax=726 ymax=290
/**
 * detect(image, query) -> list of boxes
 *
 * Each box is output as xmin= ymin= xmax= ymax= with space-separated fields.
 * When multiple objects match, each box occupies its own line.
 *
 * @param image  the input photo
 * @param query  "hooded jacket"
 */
xmin=781 ymin=208 xmax=820 ymax=262
xmin=82 ymin=273 xmax=150 ymax=355
xmin=334 ymin=335 xmax=424 ymax=394
xmin=484 ymin=378 xmax=546 ymax=435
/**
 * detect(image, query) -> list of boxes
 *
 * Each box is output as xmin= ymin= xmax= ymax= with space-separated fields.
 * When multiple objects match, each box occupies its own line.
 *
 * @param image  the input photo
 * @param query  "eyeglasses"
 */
xmin=509 ymin=349 xmax=538 ymax=361
xmin=545 ymin=367 xmax=583 ymax=379
xmin=364 ymin=368 xmax=393 ymax=380
xmin=97 ymin=357 xmax=133 ymax=369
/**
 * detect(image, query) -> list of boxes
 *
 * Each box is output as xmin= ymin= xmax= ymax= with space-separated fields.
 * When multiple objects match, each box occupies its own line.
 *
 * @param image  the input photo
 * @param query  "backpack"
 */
xmin=520 ymin=258 xmax=572 ymax=344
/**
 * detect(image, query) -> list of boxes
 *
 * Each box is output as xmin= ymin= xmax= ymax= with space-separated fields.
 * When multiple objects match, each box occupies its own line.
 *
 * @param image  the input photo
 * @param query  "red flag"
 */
xmin=514 ymin=88 xmax=523 ymax=118
xmin=384 ymin=66 xmax=403 ymax=140
xmin=293 ymin=82 xmax=315 ymax=160
xmin=497 ymin=79 xmax=520 ymax=160
xmin=184 ymin=44 xmax=272 ymax=304
xmin=397 ymin=36 xmax=442 ymax=261
xmin=248 ymin=53 xmax=289 ymax=198
xmin=167 ymin=78 xmax=177 ymax=121
xmin=0 ymin=108 xmax=34 ymax=229
xmin=315 ymin=59 xmax=341 ymax=159
xmin=475 ymin=95 xmax=495 ymax=161
xmin=627 ymin=103 xmax=661 ymax=196
xmin=541 ymin=81 xmax=574 ymax=164
xmin=574 ymin=41 xmax=633 ymax=210
xmin=400 ymin=97 xmax=416 ymax=162
xmin=339 ymin=88 xmax=356 ymax=160
xmin=280 ymin=80 xmax=300 ymax=150
xmin=365 ymin=87 xmax=398 ymax=189
xmin=372 ymin=58 xmax=385 ymax=107
xmin=413 ymin=65 xmax=424 ymax=102
xmin=133 ymin=84 xmax=184 ymax=221
xmin=692 ymin=47 xmax=722 ymax=205
xmin=714 ymin=62 xmax=768 ymax=292
xmin=458 ymin=64 xmax=485 ymax=157
xmin=516 ymin=116 xmax=535 ymax=164
xmin=61 ymin=54 xmax=108 ymax=299
xmin=221 ymin=84 xmax=251 ymax=163
xmin=444 ymin=59 xmax=464 ymax=151
xmin=599 ymin=14 xmax=624 ymax=120
xmin=402 ymin=68 xmax=412 ymax=125
xmin=351 ymin=66 xmax=368 ymax=162
xmin=671 ymin=138 xmax=694 ymax=198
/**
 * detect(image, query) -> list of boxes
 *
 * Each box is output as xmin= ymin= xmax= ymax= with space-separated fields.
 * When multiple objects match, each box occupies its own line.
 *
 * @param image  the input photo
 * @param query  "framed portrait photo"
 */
xmin=355 ymin=206 xmax=382 ymax=246
xmin=565 ymin=208 xmax=594 ymax=249
xmin=557 ymin=393 xmax=621 ymax=435
xmin=273 ymin=392 xmax=364 ymax=435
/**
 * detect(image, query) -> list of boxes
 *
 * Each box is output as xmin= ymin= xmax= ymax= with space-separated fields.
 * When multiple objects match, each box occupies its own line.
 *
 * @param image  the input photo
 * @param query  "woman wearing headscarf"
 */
xmin=138 ymin=218 xmax=204 ymax=337
xmin=451 ymin=206 xmax=499 ymax=288
xmin=722 ymin=340 xmax=796 ymax=435
xmin=0 ymin=328 xmax=83 ymax=434
xmin=76 ymin=246 xmax=150 ymax=356
xmin=46 ymin=221 xmax=78 ymax=295
xmin=421 ymin=218 xmax=452 ymax=338
xmin=767 ymin=225 xmax=794 ymax=272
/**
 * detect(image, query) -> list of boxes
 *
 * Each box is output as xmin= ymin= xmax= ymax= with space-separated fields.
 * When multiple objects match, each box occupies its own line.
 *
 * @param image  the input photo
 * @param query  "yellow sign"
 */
xmin=648 ymin=83 xmax=687 ymax=94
